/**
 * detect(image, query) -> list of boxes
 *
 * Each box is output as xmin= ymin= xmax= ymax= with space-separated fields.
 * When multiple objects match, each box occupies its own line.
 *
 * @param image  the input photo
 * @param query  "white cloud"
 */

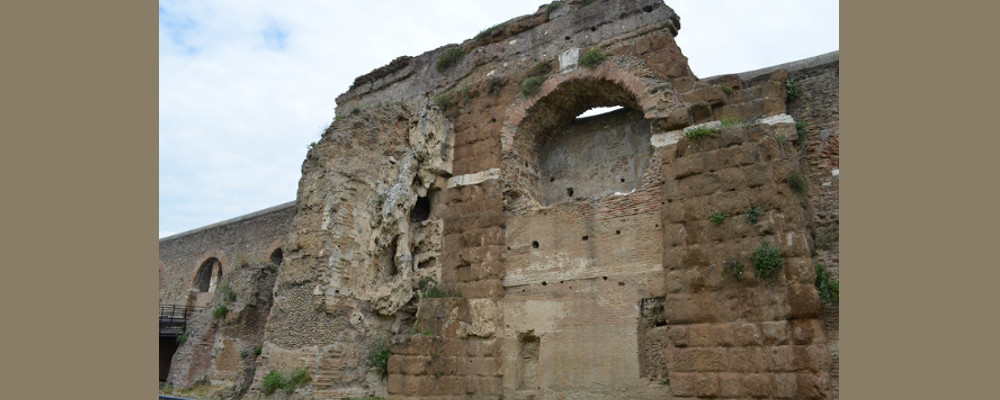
xmin=159 ymin=0 xmax=839 ymax=237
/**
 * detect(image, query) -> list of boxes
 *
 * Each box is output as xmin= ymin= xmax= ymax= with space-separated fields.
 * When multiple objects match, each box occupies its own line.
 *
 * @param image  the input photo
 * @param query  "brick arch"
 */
xmin=265 ymin=239 xmax=285 ymax=267
xmin=499 ymin=58 xmax=676 ymax=209
xmin=190 ymin=249 xmax=226 ymax=292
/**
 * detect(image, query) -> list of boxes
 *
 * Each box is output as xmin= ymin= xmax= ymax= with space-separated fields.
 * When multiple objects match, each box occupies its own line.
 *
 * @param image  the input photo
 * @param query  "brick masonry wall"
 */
xmin=159 ymin=203 xmax=294 ymax=306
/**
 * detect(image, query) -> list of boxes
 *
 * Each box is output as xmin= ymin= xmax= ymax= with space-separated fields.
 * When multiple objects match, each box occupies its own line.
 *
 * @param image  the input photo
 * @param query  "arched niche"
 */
xmin=504 ymin=76 xmax=653 ymax=207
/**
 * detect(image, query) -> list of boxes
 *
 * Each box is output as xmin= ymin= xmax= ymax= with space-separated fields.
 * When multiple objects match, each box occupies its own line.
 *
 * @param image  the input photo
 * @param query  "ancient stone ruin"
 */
xmin=159 ymin=1 xmax=840 ymax=398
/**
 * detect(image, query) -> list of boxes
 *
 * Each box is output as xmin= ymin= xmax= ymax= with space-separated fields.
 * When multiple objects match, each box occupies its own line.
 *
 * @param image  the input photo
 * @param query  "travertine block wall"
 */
xmin=658 ymin=121 xmax=831 ymax=399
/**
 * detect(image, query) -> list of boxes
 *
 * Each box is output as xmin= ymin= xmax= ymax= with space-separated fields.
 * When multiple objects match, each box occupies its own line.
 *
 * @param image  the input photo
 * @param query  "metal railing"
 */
xmin=159 ymin=304 xmax=203 ymax=336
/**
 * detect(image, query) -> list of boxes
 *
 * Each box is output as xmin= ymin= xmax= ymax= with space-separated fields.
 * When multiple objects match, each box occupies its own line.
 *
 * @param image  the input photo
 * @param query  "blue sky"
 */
xmin=158 ymin=0 xmax=839 ymax=238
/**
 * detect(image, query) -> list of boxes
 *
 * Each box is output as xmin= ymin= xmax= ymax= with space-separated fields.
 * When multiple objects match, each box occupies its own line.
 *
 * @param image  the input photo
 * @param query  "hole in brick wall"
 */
xmin=567 ymin=188 xmax=574 ymax=197
xmin=542 ymin=281 xmax=547 ymax=286
xmin=410 ymin=195 xmax=431 ymax=222
xmin=616 ymin=230 xmax=621 ymax=235
xmin=590 ymin=26 xmax=597 ymax=32
xmin=643 ymin=5 xmax=654 ymax=12
xmin=559 ymin=280 xmax=564 ymax=284
xmin=549 ymin=177 xmax=555 ymax=182
xmin=490 ymin=118 xmax=496 ymax=123
xmin=564 ymin=36 xmax=571 ymax=40
xmin=603 ymin=276 xmax=608 ymax=281
xmin=335 ymin=289 xmax=340 ymax=294
xmin=270 ymin=248 xmax=283 ymax=266
xmin=620 ymin=178 xmax=625 ymax=182
xmin=618 ymin=282 xmax=625 ymax=286
xmin=532 ymin=240 xmax=539 ymax=248
xmin=582 ymin=235 xmax=589 ymax=241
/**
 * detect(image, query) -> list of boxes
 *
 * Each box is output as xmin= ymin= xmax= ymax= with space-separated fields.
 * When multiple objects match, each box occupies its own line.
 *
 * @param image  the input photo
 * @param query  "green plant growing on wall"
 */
xmin=436 ymin=47 xmax=464 ymax=73
xmin=220 ymin=285 xmax=236 ymax=303
xmin=796 ymin=121 xmax=808 ymax=149
xmin=475 ymin=23 xmax=505 ymax=41
xmin=177 ymin=332 xmax=189 ymax=346
xmin=708 ymin=211 xmax=728 ymax=226
xmin=750 ymin=241 xmax=784 ymax=282
xmin=788 ymin=171 xmax=807 ymax=194
xmin=815 ymin=263 xmax=840 ymax=305
xmin=520 ymin=60 xmax=552 ymax=97
xmin=723 ymin=260 xmax=745 ymax=281
xmin=213 ymin=304 xmax=229 ymax=320
xmin=520 ymin=75 xmax=545 ymax=96
xmin=813 ymin=229 xmax=839 ymax=250
xmin=720 ymin=115 xmax=741 ymax=127
xmin=684 ymin=125 xmax=719 ymax=142
xmin=487 ymin=77 xmax=504 ymax=96
xmin=261 ymin=370 xmax=284 ymax=395
xmin=254 ymin=345 xmax=263 ymax=356
xmin=579 ymin=48 xmax=607 ymax=69
xmin=369 ymin=337 xmax=391 ymax=379
xmin=745 ymin=207 xmax=764 ymax=224
xmin=546 ymin=1 xmax=561 ymax=14
xmin=785 ymin=78 xmax=802 ymax=102
xmin=719 ymin=85 xmax=733 ymax=95
xmin=433 ymin=91 xmax=456 ymax=111
xmin=419 ymin=277 xmax=461 ymax=298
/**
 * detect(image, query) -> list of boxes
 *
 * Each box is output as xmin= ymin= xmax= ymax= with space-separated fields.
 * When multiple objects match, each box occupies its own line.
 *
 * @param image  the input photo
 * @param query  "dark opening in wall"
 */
xmin=532 ymin=240 xmax=539 ymax=248
xmin=270 ymin=248 xmax=283 ymax=266
xmin=194 ymin=258 xmax=221 ymax=292
xmin=410 ymin=196 xmax=431 ymax=222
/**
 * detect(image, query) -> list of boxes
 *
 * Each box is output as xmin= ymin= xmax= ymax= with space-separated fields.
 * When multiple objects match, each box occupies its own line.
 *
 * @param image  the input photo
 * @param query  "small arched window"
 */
xmin=194 ymin=257 xmax=222 ymax=292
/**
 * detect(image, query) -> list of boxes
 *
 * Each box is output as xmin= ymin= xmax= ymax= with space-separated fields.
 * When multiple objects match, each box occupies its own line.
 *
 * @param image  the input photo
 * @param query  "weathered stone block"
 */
xmin=668 ymin=372 xmax=698 ymax=397
xmin=718 ymin=372 xmax=743 ymax=397
xmin=787 ymin=283 xmax=822 ymax=319
xmin=728 ymin=346 xmax=766 ymax=372
xmin=774 ymin=372 xmax=799 ymax=398
xmin=796 ymin=372 xmax=830 ymax=399
xmin=742 ymin=373 xmax=774 ymax=398
xmin=790 ymin=319 xmax=824 ymax=345
xmin=674 ymin=155 xmax=704 ymax=179
xmin=694 ymin=373 xmax=721 ymax=397
xmin=769 ymin=345 xmax=795 ymax=372
xmin=760 ymin=320 xmax=790 ymax=345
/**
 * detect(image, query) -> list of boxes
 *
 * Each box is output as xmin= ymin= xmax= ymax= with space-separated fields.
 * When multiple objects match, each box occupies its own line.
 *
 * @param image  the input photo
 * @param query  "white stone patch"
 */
xmin=651 ymin=120 xmax=722 ymax=148
xmin=832 ymin=169 xmax=839 ymax=178
xmin=760 ymin=113 xmax=795 ymax=126
xmin=508 ymin=39 xmax=517 ymax=45
xmin=447 ymin=168 xmax=501 ymax=188
xmin=559 ymin=47 xmax=580 ymax=73
xmin=822 ymin=181 xmax=832 ymax=187
xmin=614 ymin=188 xmax=636 ymax=196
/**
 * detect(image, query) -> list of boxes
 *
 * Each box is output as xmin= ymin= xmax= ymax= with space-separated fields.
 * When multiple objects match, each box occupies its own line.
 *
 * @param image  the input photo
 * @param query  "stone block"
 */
xmin=466 ymin=338 xmax=499 ymax=357
xmin=667 ymin=325 xmax=690 ymax=347
xmin=769 ymin=345 xmax=795 ymax=372
xmin=718 ymin=166 xmax=745 ymax=192
xmin=742 ymin=163 xmax=771 ymax=188
xmin=774 ymin=372 xmax=799 ymax=398
xmin=674 ymin=155 xmax=704 ymax=179
xmin=694 ymin=373 xmax=721 ymax=397
xmin=681 ymin=85 xmax=726 ymax=106
xmin=796 ymin=372 xmax=830 ymax=399
xmin=718 ymin=372 xmax=743 ymax=397
xmin=686 ymin=324 xmax=717 ymax=347
xmin=668 ymin=372 xmax=698 ymax=397
xmin=760 ymin=320 xmax=790 ymax=345
xmin=728 ymin=346 xmax=766 ymax=372
xmin=713 ymin=324 xmax=739 ymax=347
xmin=735 ymin=323 xmax=763 ymax=346
xmin=790 ymin=319 xmax=824 ymax=345
xmin=387 ymin=373 xmax=404 ymax=394
xmin=741 ymin=373 xmax=774 ymax=398
xmin=787 ymin=283 xmax=822 ymax=319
